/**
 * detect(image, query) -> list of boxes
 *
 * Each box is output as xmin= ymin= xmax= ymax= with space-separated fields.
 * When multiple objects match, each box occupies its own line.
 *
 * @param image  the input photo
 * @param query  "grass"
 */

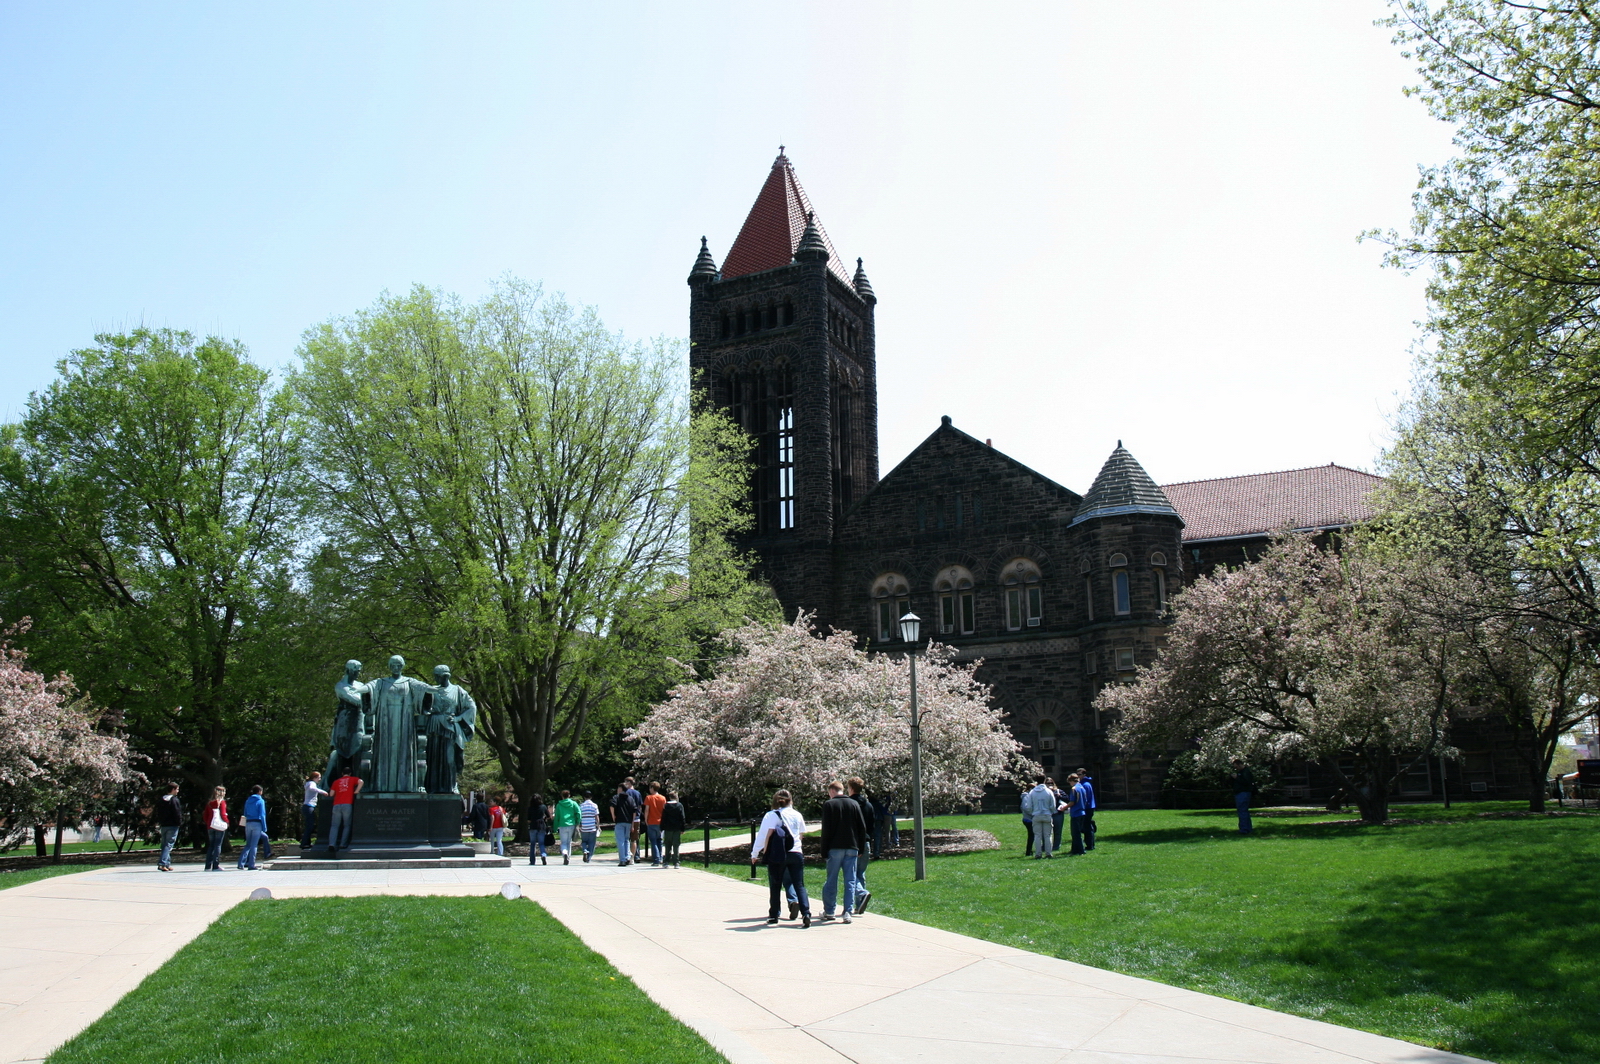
xmin=706 ymin=804 xmax=1598 ymax=1064
xmin=0 ymin=864 xmax=110 ymax=891
xmin=48 ymin=894 xmax=727 ymax=1064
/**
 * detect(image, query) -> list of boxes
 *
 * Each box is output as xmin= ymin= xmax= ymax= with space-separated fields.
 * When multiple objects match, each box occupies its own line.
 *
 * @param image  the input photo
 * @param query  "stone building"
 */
xmin=688 ymin=152 xmax=1531 ymax=807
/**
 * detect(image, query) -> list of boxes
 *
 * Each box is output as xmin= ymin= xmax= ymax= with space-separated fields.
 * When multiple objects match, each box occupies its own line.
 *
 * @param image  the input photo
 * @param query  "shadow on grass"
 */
xmin=1271 ymin=840 xmax=1597 ymax=1064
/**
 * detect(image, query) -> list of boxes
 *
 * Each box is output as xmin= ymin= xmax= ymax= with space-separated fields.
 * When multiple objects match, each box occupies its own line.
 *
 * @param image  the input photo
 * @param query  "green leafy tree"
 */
xmin=0 ymin=330 xmax=314 ymax=810
xmin=292 ymin=280 xmax=774 ymax=835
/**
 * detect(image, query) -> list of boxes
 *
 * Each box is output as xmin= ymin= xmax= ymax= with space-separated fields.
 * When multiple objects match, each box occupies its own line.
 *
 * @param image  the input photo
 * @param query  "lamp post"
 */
xmin=899 ymin=611 xmax=927 ymax=881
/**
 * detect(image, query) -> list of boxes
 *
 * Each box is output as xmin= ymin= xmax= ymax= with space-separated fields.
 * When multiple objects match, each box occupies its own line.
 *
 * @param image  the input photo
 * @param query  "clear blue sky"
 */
xmin=0 ymin=1 xmax=1452 ymax=489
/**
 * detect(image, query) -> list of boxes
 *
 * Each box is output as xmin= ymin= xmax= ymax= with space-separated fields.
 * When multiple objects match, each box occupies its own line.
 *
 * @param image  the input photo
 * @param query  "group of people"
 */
xmin=510 ymin=778 xmax=691 ymax=867
xmin=1020 ymin=769 xmax=1097 ymax=859
xmin=752 ymin=777 xmax=877 ymax=928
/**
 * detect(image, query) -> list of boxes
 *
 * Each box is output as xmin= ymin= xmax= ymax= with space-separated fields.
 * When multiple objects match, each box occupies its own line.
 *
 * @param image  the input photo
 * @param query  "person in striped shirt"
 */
xmin=578 ymin=792 xmax=600 ymax=863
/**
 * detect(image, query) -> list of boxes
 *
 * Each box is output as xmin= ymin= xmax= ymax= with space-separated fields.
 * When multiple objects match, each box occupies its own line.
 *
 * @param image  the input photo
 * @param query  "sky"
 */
xmin=0 ymin=1 xmax=1455 ymax=492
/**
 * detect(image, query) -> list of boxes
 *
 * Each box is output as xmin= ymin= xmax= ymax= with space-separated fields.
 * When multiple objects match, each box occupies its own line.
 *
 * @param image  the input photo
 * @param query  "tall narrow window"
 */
xmin=1084 ymin=577 xmax=1094 ymax=620
xmin=960 ymin=591 xmax=975 ymax=633
xmin=1113 ymin=571 xmax=1131 ymax=615
xmin=1002 ymin=558 xmax=1043 ymax=631
xmin=776 ymin=405 xmax=795 ymax=529
xmin=781 ymin=301 xmax=794 ymax=326
xmin=935 ymin=565 xmax=976 ymax=635
xmin=1151 ymin=552 xmax=1168 ymax=612
xmin=729 ymin=363 xmax=796 ymax=534
xmin=872 ymin=573 xmax=911 ymax=643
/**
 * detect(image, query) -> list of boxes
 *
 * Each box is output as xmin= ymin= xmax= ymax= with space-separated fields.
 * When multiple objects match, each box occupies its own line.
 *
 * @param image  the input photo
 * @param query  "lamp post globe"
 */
xmin=900 ymin=612 xmax=927 ymax=881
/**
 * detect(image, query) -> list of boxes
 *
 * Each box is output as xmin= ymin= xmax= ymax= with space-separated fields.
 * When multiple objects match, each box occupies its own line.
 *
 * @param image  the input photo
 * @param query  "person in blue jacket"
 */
xmin=1076 ymin=767 xmax=1097 ymax=851
xmin=237 ymin=785 xmax=268 ymax=871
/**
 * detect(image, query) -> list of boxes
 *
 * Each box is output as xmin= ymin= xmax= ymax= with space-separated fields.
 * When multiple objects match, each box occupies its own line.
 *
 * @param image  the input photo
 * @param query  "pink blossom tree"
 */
xmin=628 ymin=614 xmax=1033 ymax=811
xmin=0 ymin=621 xmax=141 ymax=850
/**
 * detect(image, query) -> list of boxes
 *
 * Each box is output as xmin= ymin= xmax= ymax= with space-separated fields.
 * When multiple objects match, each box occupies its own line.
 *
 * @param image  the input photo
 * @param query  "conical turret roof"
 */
xmin=1071 ymin=442 xmax=1182 ymax=526
xmin=853 ymin=257 xmax=876 ymax=302
xmin=688 ymin=236 xmax=719 ymax=282
xmin=722 ymin=149 xmax=851 ymax=283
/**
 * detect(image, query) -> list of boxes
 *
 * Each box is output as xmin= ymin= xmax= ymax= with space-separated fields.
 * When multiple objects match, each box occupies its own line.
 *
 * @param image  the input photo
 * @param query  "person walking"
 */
xmin=202 ymin=787 xmax=229 ymax=871
xmin=609 ymin=784 xmax=636 ymax=866
xmin=642 ymin=782 xmax=666 ymax=866
xmin=1022 ymin=799 xmax=1034 ymax=858
xmin=624 ymin=777 xmax=644 ymax=862
xmin=846 ymin=777 xmax=875 ymax=914
xmin=236 ymin=786 xmax=267 ymax=870
xmin=470 ymin=795 xmax=490 ymax=840
xmin=487 ymin=797 xmax=507 ymax=856
xmin=660 ymin=790 xmax=687 ymax=867
xmin=1023 ymin=775 xmax=1058 ymax=859
xmin=527 ymin=792 xmax=548 ymax=866
xmin=90 ymin=815 xmax=104 ymax=844
xmin=579 ymin=792 xmax=600 ymax=862
xmin=818 ymin=781 xmax=866 ymax=923
xmin=1066 ymin=773 xmax=1090 ymax=856
xmin=752 ymin=789 xmax=810 ymax=927
xmin=328 ymin=771 xmax=361 ymax=851
xmin=554 ymin=790 xmax=581 ymax=865
xmin=871 ymin=791 xmax=891 ymax=856
xmin=1076 ymin=767 xmax=1098 ymax=851
xmin=1048 ymin=777 xmax=1068 ymax=855
xmin=155 ymin=782 xmax=183 ymax=871
xmin=1231 ymin=759 xmax=1255 ymax=835
xmin=301 ymin=772 xmax=330 ymax=848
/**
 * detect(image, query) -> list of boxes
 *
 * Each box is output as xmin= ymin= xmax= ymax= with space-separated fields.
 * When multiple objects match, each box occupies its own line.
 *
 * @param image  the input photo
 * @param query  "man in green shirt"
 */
xmin=553 ymin=789 xmax=582 ymax=865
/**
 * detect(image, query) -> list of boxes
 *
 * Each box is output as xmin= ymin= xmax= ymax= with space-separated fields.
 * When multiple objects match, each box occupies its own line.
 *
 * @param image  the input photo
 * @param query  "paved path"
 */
xmin=0 ymin=860 xmax=1486 ymax=1064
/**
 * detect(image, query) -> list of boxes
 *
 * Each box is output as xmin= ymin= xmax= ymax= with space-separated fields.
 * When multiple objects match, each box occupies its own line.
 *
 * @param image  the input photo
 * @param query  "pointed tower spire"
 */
xmin=852 ymin=257 xmax=876 ymax=303
xmin=1071 ymin=443 xmax=1182 ymax=526
xmin=795 ymin=210 xmax=829 ymax=263
xmin=721 ymin=151 xmax=852 ymax=281
xmin=687 ymin=236 xmax=719 ymax=284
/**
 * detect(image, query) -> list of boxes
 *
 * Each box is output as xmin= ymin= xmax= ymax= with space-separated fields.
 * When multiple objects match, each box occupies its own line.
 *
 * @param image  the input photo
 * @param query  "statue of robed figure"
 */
xmin=325 ymin=659 xmax=370 ymax=784
xmin=367 ymin=655 xmax=428 ymax=794
xmin=423 ymin=664 xmax=477 ymax=795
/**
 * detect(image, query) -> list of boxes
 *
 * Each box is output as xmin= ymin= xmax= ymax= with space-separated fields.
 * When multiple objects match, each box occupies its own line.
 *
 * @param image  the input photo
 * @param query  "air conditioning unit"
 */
xmin=1038 ymin=738 xmax=1056 ymax=751
xmin=1469 ymin=781 xmax=1488 ymax=793
xmin=940 ymin=624 xmax=954 ymax=634
xmin=1027 ymin=617 xmax=1041 ymax=627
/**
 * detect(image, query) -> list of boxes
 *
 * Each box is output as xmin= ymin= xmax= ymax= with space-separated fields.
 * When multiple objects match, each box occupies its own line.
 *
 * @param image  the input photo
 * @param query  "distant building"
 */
xmin=688 ymin=151 xmax=1529 ymax=807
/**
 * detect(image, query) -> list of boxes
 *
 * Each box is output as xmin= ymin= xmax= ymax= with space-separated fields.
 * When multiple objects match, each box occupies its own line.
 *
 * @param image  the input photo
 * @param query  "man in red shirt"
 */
xmin=328 ymin=772 xmax=362 ymax=852
xmin=642 ymin=781 xmax=667 ymax=866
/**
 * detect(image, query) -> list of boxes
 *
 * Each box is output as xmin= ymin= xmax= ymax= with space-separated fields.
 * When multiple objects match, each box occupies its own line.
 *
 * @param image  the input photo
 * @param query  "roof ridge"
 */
xmin=1160 ymin=462 xmax=1382 ymax=489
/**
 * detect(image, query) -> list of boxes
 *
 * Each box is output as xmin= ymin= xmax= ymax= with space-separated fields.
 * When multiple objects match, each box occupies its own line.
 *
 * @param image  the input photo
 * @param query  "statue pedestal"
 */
xmin=309 ymin=794 xmax=473 ymax=859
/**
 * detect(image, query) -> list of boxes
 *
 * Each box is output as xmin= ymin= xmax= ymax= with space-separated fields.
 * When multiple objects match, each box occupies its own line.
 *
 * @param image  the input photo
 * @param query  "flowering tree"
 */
xmin=628 ymin=614 xmax=1033 ymax=811
xmin=0 ymin=621 xmax=141 ymax=850
xmin=1097 ymin=536 xmax=1452 ymax=824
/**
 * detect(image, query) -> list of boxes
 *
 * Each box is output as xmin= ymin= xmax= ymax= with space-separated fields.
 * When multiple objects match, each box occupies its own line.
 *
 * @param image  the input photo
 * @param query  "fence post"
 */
xmin=702 ymin=816 xmax=711 ymax=868
xmin=748 ymin=817 xmax=758 ymax=879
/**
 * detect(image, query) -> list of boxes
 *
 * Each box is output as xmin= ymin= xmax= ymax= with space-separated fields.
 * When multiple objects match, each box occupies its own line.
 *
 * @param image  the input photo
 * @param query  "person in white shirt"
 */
xmin=301 ymin=772 xmax=330 ymax=848
xmin=578 ymin=793 xmax=601 ymax=863
xmin=1023 ymin=775 xmax=1061 ymax=859
xmin=752 ymin=789 xmax=811 ymax=927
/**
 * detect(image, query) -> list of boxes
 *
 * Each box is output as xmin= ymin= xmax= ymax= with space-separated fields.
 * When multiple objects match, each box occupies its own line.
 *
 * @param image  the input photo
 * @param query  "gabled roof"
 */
xmin=1071 ymin=443 xmax=1181 ymax=526
xmin=722 ymin=151 xmax=852 ymax=283
xmin=1160 ymin=463 xmax=1385 ymax=542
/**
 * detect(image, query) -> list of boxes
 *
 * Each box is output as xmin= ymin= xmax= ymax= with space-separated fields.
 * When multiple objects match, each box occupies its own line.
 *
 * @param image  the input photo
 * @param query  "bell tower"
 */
xmin=688 ymin=150 xmax=878 ymax=616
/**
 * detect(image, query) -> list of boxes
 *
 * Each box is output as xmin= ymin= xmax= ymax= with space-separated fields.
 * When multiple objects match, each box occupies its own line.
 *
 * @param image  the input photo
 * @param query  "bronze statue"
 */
xmin=366 ymin=655 xmax=427 ymax=793
xmin=423 ymin=664 xmax=477 ymax=794
xmin=325 ymin=659 xmax=371 ymax=784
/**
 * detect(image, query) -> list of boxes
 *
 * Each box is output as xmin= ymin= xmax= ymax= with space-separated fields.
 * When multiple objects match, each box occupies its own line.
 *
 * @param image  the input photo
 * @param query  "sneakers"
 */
xmin=817 ymin=912 xmax=837 ymax=922
xmin=802 ymin=910 xmax=811 ymax=928
xmin=788 ymin=902 xmax=800 ymax=920
xmin=842 ymin=911 xmax=852 ymax=924
xmin=766 ymin=916 xmax=779 ymax=925
xmin=619 ymin=860 xmax=630 ymax=868
xmin=563 ymin=854 xmax=570 ymax=865
xmin=855 ymin=891 xmax=871 ymax=914
xmin=583 ymin=853 xmax=590 ymax=863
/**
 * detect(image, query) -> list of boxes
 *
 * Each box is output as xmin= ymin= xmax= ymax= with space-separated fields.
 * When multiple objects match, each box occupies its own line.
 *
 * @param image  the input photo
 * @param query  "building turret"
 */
xmin=687 ymin=236 xmax=719 ymax=285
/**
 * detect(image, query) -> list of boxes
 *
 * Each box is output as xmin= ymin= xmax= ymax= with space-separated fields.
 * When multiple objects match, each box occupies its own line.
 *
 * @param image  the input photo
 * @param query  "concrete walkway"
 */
xmin=0 ymin=859 xmax=1486 ymax=1064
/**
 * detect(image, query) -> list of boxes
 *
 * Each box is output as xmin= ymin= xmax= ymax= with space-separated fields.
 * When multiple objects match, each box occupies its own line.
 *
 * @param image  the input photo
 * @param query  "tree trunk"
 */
xmin=1355 ymin=786 xmax=1390 ymax=824
xmin=33 ymin=824 xmax=46 ymax=858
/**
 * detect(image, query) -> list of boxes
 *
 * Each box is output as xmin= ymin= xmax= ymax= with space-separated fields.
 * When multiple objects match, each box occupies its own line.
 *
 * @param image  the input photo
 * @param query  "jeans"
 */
xmin=855 ymin=848 xmax=869 ymax=896
xmin=489 ymin=827 xmax=505 ymax=855
xmin=158 ymin=825 xmax=179 ymax=867
xmin=767 ymin=852 xmax=810 ymax=918
xmin=529 ymin=823 xmax=546 ymax=863
xmin=1069 ymin=814 xmax=1087 ymax=855
xmin=1023 ymin=818 xmax=1033 ymax=856
xmin=300 ymin=804 xmax=317 ymax=847
xmin=1051 ymin=812 xmax=1065 ymax=852
xmin=1032 ymin=818 xmax=1053 ymax=857
xmin=329 ymin=803 xmax=353 ymax=850
xmin=558 ymin=824 xmax=576 ymax=855
xmin=663 ymin=830 xmax=682 ymax=866
xmin=1235 ymin=791 xmax=1253 ymax=834
xmin=239 ymin=821 xmax=264 ymax=869
xmin=1085 ymin=812 xmax=1097 ymax=850
xmin=613 ymin=824 xmax=632 ymax=863
xmin=205 ymin=828 xmax=226 ymax=870
xmin=581 ymin=829 xmax=596 ymax=858
xmin=645 ymin=823 xmax=663 ymax=863
xmin=823 ymin=848 xmax=858 ymax=916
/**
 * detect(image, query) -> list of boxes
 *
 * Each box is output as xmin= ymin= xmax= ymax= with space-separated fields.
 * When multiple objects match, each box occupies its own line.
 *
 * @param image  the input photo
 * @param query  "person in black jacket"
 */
xmin=527 ymin=793 xmax=548 ymax=866
xmin=660 ymin=790 xmax=688 ymax=867
xmin=818 ymin=781 xmax=867 ymax=922
xmin=154 ymin=783 xmax=183 ymax=871
xmin=1231 ymin=759 xmax=1255 ymax=834
xmin=470 ymin=797 xmax=490 ymax=840
xmin=847 ymin=777 xmax=875 ymax=913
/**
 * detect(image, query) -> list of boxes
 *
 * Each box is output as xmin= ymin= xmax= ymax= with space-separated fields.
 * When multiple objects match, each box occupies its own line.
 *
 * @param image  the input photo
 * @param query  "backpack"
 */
xmin=765 ymin=814 xmax=794 ymax=864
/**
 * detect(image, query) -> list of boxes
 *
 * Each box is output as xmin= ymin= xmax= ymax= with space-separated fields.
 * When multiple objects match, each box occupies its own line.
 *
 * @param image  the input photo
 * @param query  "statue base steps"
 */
xmin=269 ymin=855 xmax=512 ymax=871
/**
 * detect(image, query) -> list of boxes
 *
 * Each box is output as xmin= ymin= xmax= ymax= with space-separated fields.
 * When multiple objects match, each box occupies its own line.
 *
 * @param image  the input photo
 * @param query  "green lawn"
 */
xmin=708 ymin=805 xmax=1598 ymax=1064
xmin=0 ymin=865 xmax=110 ymax=891
xmin=48 ymin=894 xmax=726 ymax=1064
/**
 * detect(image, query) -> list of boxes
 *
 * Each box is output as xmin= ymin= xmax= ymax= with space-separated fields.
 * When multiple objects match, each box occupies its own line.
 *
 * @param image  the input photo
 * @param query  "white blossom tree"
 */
xmin=628 ymin=614 xmax=1033 ymax=811
xmin=0 ymin=621 xmax=142 ymax=850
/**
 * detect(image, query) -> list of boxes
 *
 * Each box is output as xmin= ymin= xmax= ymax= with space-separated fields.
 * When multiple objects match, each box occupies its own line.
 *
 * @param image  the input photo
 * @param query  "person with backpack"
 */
xmin=752 ymin=789 xmax=810 ymax=927
xmin=609 ymin=783 xmax=637 ymax=867
xmin=660 ymin=790 xmax=687 ymax=868
xmin=553 ymin=790 xmax=581 ymax=865
xmin=487 ymin=797 xmax=508 ymax=856
xmin=527 ymin=792 xmax=548 ymax=866
xmin=202 ymin=786 xmax=229 ymax=871
xmin=155 ymin=782 xmax=183 ymax=871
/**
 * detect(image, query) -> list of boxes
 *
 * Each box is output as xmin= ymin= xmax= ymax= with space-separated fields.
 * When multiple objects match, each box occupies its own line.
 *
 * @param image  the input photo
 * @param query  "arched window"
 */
xmin=719 ymin=313 xmax=731 ymax=340
xmin=1151 ymin=552 xmax=1168 ymax=612
xmin=781 ymin=301 xmax=794 ymax=326
xmin=1109 ymin=552 xmax=1128 ymax=567
xmin=871 ymin=572 xmax=911 ymax=643
xmin=934 ymin=565 xmax=976 ymax=635
xmin=1002 ymin=558 xmax=1043 ymax=630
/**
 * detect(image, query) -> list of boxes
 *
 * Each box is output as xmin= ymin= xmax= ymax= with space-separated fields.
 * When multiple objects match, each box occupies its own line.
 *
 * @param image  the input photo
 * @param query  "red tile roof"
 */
xmin=1159 ymin=464 xmax=1385 ymax=542
xmin=722 ymin=151 xmax=852 ymax=283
